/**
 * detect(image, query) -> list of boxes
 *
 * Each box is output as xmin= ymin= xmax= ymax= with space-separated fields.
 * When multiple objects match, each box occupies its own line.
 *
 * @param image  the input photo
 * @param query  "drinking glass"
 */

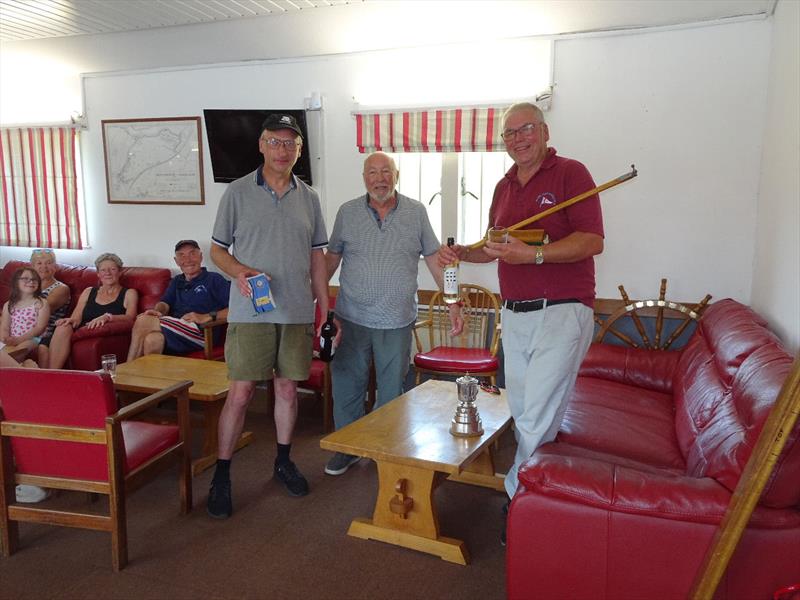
xmin=487 ymin=226 xmax=509 ymax=243
xmin=101 ymin=354 xmax=117 ymax=379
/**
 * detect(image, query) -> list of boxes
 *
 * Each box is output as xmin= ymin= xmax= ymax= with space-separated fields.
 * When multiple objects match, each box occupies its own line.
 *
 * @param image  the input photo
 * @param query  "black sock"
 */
xmin=276 ymin=443 xmax=291 ymax=465
xmin=212 ymin=459 xmax=231 ymax=483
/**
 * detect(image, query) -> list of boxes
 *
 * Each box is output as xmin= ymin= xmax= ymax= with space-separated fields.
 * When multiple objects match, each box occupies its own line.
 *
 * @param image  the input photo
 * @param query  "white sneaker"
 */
xmin=15 ymin=484 xmax=50 ymax=503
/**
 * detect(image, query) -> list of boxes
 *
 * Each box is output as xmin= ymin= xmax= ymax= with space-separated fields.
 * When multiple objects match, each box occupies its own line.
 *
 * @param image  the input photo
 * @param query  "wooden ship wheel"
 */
xmin=594 ymin=278 xmax=712 ymax=350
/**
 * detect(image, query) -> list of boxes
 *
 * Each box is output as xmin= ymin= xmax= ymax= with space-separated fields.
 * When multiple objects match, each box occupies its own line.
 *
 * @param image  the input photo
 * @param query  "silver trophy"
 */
xmin=450 ymin=374 xmax=484 ymax=437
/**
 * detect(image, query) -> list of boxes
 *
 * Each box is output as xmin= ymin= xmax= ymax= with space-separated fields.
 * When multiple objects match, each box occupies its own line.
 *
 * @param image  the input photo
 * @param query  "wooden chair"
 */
xmin=190 ymin=317 xmax=227 ymax=360
xmin=413 ymin=283 xmax=501 ymax=385
xmin=0 ymin=368 xmax=192 ymax=571
xmin=296 ymin=293 xmax=376 ymax=432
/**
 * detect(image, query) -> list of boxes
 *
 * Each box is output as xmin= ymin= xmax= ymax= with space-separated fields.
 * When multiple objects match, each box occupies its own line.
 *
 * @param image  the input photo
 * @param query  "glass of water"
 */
xmin=101 ymin=354 xmax=117 ymax=379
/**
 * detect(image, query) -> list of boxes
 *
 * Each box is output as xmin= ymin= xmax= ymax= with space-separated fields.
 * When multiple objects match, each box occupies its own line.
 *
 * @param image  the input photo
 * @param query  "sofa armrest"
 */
xmin=71 ymin=320 xmax=133 ymax=341
xmin=578 ymin=342 xmax=680 ymax=394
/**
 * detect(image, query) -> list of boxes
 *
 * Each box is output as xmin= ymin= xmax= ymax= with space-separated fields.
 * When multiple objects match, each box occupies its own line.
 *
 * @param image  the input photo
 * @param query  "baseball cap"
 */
xmin=261 ymin=114 xmax=303 ymax=139
xmin=175 ymin=239 xmax=200 ymax=252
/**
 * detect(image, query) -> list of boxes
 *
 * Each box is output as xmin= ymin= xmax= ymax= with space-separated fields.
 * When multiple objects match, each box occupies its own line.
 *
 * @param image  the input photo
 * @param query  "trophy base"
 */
xmin=450 ymin=420 xmax=484 ymax=437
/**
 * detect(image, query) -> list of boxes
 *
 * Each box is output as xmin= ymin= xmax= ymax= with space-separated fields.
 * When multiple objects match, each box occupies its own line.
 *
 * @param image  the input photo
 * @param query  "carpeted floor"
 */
xmin=1 ymin=388 xmax=515 ymax=600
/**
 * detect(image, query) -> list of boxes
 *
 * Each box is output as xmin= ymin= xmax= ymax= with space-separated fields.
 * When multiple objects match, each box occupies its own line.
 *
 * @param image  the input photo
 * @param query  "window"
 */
xmin=354 ymin=105 xmax=516 ymax=245
xmin=389 ymin=151 xmax=514 ymax=244
xmin=0 ymin=126 xmax=86 ymax=249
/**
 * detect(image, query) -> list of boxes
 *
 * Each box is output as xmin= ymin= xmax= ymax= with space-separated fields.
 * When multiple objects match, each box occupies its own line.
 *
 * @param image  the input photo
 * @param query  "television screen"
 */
xmin=203 ymin=109 xmax=312 ymax=185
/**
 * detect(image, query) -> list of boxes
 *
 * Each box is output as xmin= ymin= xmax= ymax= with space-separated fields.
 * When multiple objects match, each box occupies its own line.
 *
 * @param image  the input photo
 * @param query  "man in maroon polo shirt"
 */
xmin=438 ymin=102 xmax=604 ymax=513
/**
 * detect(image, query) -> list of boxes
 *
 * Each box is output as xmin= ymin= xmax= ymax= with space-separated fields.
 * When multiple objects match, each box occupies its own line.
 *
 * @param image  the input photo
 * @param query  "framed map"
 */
xmin=102 ymin=116 xmax=205 ymax=205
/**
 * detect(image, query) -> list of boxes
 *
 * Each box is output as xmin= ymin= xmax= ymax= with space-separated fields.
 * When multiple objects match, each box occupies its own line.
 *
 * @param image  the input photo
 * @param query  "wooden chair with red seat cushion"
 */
xmin=298 ymin=294 xmax=337 ymax=432
xmin=183 ymin=317 xmax=227 ymax=361
xmin=413 ymin=283 xmax=501 ymax=385
xmin=0 ymin=368 xmax=192 ymax=571
xmin=294 ymin=293 xmax=376 ymax=432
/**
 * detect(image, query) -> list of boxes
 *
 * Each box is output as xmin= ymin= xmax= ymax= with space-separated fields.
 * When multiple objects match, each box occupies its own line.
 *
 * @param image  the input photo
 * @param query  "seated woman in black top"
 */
xmin=45 ymin=253 xmax=138 ymax=369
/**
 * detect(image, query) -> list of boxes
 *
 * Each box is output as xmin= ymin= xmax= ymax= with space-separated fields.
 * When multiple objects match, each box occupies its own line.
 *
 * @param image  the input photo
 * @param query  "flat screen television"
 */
xmin=203 ymin=109 xmax=312 ymax=185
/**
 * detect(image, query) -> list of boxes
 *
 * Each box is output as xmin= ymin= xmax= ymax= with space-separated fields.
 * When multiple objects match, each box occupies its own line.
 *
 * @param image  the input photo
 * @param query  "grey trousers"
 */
xmin=330 ymin=318 xmax=413 ymax=430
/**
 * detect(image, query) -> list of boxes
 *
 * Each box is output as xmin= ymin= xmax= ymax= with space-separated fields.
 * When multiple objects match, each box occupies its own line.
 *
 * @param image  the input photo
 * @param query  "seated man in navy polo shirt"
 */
xmin=127 ymin=240 xmax=230 ymax=361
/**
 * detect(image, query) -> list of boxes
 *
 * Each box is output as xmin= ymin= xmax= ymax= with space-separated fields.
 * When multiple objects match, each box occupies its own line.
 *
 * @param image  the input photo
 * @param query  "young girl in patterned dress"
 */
xmin=0 ymin=267 xmax=50 ymax=365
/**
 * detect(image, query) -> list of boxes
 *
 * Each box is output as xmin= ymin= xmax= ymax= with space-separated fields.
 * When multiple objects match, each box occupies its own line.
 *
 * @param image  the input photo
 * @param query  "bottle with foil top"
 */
xmin=443 ymin=237 xmax=460 ymax=305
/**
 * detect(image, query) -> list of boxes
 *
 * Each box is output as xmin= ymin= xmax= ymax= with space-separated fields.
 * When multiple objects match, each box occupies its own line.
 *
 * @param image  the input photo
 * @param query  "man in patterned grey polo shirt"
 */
xmin=323 ymin=152 xmax=463 ymax=476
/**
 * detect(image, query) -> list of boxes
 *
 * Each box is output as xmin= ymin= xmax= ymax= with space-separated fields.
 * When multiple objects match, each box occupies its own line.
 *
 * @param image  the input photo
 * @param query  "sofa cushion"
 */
xmin=518 ymin=445 xmax=800 ymax=528
xmin=559 ymin=376 xmax=684 ymax=469
xmin=579 ymin=343 xmax=680 ymax=395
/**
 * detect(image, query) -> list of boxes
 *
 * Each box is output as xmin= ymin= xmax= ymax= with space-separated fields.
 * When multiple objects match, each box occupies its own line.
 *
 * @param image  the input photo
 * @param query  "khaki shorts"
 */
xmin=225 ymin=322 xmax=314 ymax=382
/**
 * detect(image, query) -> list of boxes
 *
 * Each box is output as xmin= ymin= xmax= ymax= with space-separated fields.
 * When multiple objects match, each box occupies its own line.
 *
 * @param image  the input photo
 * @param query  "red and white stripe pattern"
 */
xmin=159 ymin=316 xmax=204 ymax=346
xmin=0 ymin=126 xmax=83 ymax=249
xmin=355 ymin=107 xmax=508 ymax=154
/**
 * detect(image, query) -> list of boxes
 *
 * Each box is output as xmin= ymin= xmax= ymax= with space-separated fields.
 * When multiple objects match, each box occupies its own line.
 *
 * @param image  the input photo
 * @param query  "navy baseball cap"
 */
xmin=261 ymin=114 xmax=303 ymax=139
xmin=174 ymin=240 xmax=200 ymax=252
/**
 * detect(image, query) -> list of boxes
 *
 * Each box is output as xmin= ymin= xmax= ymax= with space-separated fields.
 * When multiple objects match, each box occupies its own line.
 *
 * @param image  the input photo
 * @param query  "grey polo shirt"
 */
xmin=212 ymin=168 xmax=327 ymax=324
xmin=329 ymin=193 xmax=440 ymax=329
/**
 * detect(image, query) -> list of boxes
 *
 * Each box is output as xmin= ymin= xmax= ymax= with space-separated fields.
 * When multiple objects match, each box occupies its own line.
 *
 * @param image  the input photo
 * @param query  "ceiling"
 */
xmin=0 ymin=0 xmax=352 ymax=42
xmin=0 ymin=0 xmax=778 ymax=44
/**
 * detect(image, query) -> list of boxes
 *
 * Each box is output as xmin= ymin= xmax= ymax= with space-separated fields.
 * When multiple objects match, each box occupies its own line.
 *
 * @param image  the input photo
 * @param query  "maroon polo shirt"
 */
xmin=490 ymin=147 xmax=604 ymax=307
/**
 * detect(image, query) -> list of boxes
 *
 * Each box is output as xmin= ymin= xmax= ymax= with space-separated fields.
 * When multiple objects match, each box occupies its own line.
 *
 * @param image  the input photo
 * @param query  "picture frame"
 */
xmin=101 ymin=116 xmax=205 ymax=205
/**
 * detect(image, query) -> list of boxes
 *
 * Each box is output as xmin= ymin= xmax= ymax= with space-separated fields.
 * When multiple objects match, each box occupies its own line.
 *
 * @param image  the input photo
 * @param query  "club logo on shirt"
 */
xmin=536 ymin=192 xmax=557 ymax=208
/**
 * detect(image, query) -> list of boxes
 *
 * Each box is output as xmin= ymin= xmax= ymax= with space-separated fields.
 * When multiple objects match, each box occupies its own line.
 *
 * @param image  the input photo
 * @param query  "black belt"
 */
xmin=503 ymin=298 xmax=581 ymax=313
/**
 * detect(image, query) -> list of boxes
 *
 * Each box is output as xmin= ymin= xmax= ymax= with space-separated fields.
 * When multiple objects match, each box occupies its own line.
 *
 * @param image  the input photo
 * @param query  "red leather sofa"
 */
xmin=1 ymin=260 xmax=171 ymax=371
xmin=506 ymin=299 xmax=800 ymax=600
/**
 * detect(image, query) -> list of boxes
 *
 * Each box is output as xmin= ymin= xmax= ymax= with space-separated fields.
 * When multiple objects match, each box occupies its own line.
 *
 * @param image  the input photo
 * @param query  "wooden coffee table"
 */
xmin=114 ymin=354 xmax=251 ymax=475
xmin=320 ymin=379 xmax=511 ymax=565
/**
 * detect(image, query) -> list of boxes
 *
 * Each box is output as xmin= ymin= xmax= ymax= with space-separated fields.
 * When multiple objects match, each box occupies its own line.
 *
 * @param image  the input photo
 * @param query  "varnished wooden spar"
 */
xmin=468 ymin=164 xmax=638 ymax=251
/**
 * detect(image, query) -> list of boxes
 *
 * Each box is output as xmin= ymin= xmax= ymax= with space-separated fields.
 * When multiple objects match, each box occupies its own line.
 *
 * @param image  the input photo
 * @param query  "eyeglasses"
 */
xmin=18 ymin=277 xmax=37 ymax=283
xmin=32 ymin=248 xmax=54 ymax=255
xmin=261 ymin=137 xmax=300 ymax=149
xmin=500 ymin=122 xmax=540 ymax=141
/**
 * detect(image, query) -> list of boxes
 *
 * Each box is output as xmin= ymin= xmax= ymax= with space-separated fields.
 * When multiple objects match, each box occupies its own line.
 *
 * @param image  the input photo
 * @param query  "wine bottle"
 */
xmin=319 ymin=310 xmax=337 ymax=362
xmin=443 ymin=237 xmax=460 ymax=305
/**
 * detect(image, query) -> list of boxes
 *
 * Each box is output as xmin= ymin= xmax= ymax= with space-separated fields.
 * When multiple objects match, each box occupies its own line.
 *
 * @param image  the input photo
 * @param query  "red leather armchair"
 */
xmin=1 ymin=260 xmax=171 ymax=370
xmin=506 ymin=300 xmax=800 ymax=600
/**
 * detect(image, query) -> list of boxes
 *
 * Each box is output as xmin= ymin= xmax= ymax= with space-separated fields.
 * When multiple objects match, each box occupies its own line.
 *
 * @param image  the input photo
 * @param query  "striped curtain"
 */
xmin=0 ymin=126 xmax=84 ymax=249
xmin=355 ymin=106 xmax=508 ymax=154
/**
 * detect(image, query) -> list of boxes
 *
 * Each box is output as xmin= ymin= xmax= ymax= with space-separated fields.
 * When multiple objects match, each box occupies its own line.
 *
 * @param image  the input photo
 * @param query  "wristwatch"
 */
xmin=209 ymin=310 xmax=218 ymax=321
xmin=534 ymin=246 xmax=545 ymax=265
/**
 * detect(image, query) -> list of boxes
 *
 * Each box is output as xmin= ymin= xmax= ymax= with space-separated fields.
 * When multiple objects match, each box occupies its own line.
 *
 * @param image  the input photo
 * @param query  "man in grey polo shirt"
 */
xmin=323 ymin=152 xmax=463 ymax=476
xmin=207 ymin=114 xmax=330 ymax=518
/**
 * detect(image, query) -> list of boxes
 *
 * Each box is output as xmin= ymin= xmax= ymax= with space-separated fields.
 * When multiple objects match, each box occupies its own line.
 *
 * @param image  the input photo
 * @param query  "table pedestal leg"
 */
xmin=192 ymin=399 xmax=252 ymax=475
xmin=447 ymin=446 xmax=505 ymax=491
xmin=347 ymin=461 xmax=469 ymax=565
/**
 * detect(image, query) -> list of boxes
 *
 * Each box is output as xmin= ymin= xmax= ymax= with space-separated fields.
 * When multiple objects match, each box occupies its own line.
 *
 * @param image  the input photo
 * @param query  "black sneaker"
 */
xmin=274 ymin=460 xmax=309 ymax=497
xmin=207 ymin=479 xmax=232 ymax=519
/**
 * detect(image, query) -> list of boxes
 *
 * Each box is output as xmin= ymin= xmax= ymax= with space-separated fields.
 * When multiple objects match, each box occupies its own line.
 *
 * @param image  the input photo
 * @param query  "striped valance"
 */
xmin=355 ymin=106 xmax=509 ymax=154
xmin=0 ymin=126 xmax=84 ymax=249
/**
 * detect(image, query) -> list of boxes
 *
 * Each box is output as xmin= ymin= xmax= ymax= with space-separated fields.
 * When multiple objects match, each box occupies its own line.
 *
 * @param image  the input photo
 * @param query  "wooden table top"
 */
xmin=115 ymin=354 xmax=229 ymax=402
xmin=320 ymin=379 xmax=511 ymax=475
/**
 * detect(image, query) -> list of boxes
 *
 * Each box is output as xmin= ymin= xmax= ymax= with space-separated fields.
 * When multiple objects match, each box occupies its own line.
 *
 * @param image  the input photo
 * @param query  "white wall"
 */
xmin=3 ymin=10 xmax=796 ymax=348
xmin=751 ymin=0 xmax=800 ymax=354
